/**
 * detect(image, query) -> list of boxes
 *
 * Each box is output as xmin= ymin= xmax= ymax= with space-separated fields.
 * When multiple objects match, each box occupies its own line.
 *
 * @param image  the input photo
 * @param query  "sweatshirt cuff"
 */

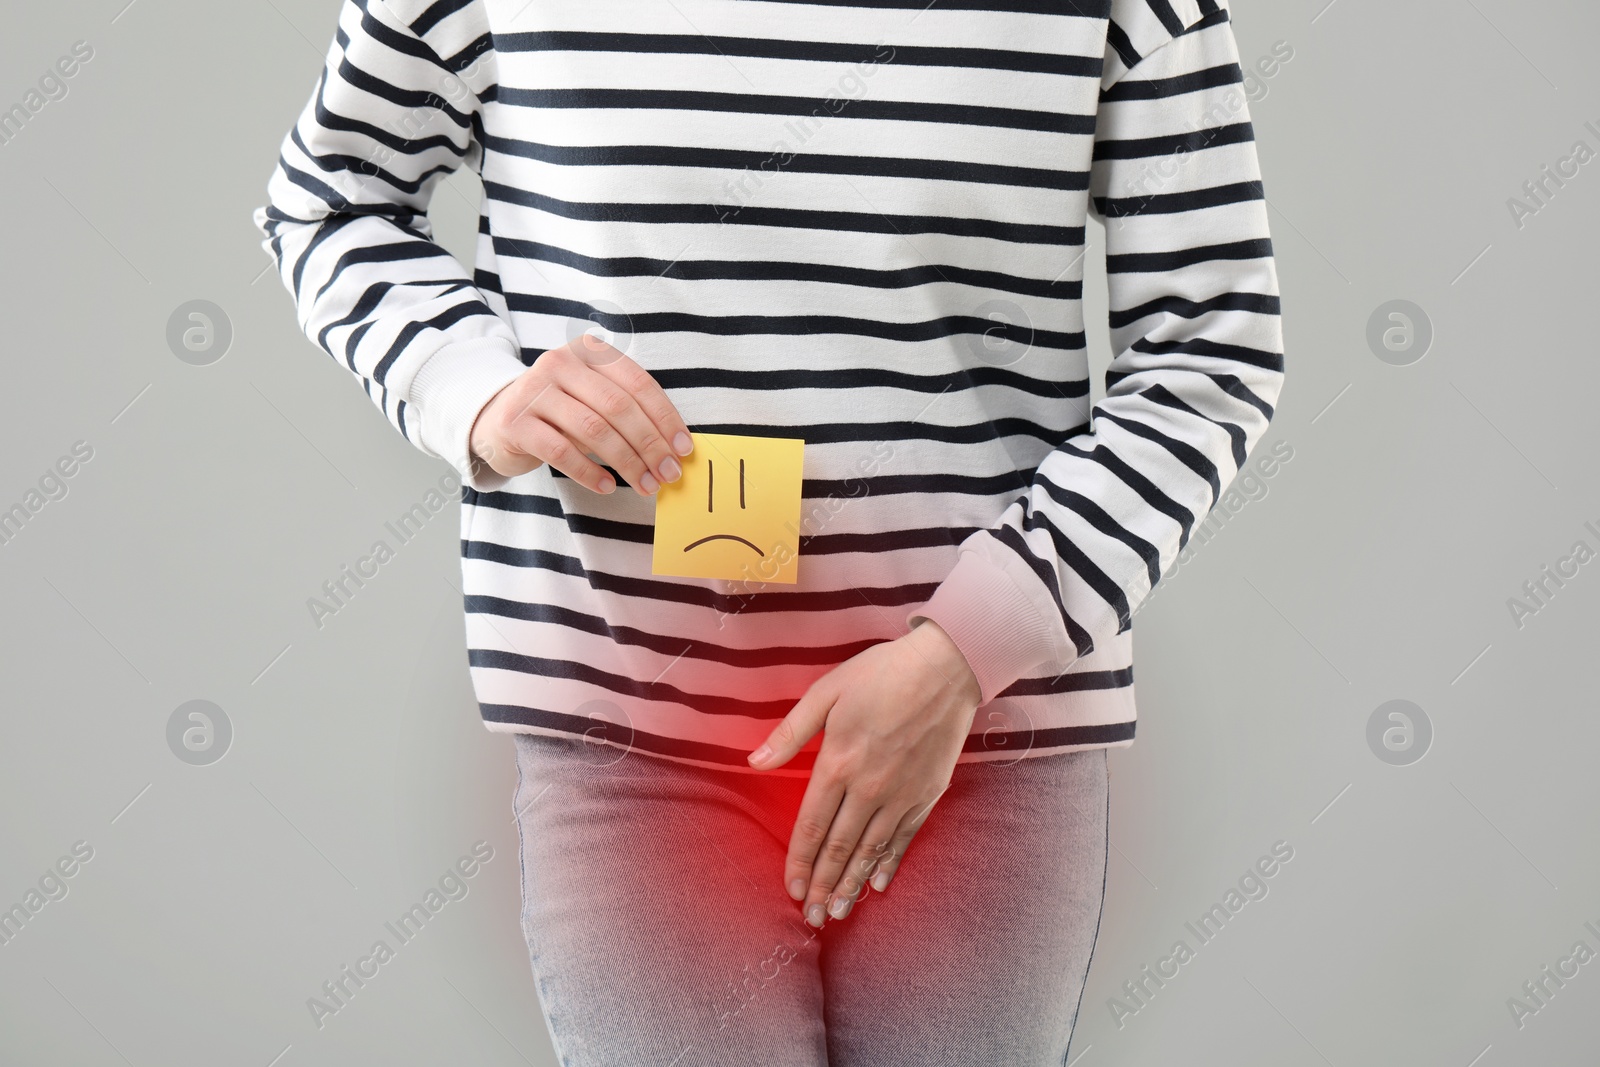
xmin=408 ymin=337 xmax=529 ymax=493
xmin=907 ymin=546 xmax=1072 ymax=706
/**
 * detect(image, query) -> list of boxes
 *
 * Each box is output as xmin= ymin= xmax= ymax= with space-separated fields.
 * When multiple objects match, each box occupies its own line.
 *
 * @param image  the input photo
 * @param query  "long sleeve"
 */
xmin=251 ymin=0 xmax=528 ymax=492
xmin=909 ymin=0 xmax=1286 ymax=704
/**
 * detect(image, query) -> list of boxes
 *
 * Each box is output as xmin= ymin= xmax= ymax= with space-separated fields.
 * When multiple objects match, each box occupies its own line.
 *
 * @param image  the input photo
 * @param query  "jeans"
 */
xmin=511 ymin=732 xmax=1110 ymax=1066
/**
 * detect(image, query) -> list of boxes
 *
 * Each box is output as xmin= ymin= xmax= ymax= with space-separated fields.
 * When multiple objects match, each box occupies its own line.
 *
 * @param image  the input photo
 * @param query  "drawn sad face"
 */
xmin=651 ymin=432 xmax=805 ymax=585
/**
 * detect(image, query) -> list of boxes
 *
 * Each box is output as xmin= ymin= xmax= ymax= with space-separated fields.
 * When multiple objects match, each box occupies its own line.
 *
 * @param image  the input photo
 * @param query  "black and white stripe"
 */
xmin=255 ymin=0 xmax=1283 ymax=775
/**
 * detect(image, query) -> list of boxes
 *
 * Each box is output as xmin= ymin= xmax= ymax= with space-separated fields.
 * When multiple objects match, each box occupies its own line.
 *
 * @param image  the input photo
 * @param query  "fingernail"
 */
xmin=598 ymin=476 xmax=616 ymax=494
xmin=673 ymin=432 xmax=694 ymax=456
xmin=788 ymin=878 xmax=805 ymax=900
xmin=747 ymin=744 xmax=772 ymax=766
xmin=829 ymin=895 xmax=850 ymax=919
xmin=659 ymin=456 xmax=681 ymax=483
xmin=640 ymin=472 xmax=659 ymax=494
xmin=806 ymin=904 xmax=825 ymax=928
xmin=871 ymin=870 xmax=890 ymax=893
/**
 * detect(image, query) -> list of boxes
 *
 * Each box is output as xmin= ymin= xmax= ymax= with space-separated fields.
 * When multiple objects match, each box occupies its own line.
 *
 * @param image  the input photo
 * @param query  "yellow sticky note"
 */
xmin=652 ymin=432 xmax=806 ymax=584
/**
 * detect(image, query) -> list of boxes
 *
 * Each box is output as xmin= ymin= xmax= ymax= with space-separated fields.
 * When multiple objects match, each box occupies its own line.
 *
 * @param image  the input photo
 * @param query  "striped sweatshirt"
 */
xmin=254 ymin=0 xmax=1284 ymax=776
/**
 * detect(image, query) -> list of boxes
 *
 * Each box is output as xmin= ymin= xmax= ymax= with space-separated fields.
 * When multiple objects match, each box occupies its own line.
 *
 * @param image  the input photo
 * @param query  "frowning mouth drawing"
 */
xmin=684 ymin=534 xmax=763 ymax=554
xmin=683 ymin=458 xmax=763 ymax=555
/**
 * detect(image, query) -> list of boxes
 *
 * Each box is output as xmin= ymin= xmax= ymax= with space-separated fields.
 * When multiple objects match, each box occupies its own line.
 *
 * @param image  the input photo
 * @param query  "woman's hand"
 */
xmin=747 ymin=619 xmax=982 ymax=927
xmin=468 ymin=333 xmax=694 ymax=495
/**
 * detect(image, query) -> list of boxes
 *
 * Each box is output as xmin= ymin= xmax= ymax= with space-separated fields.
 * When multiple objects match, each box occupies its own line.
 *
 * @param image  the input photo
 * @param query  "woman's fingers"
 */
xmin=794 ymin=788 xmax=876 ymax=928
xmin=586 ymin=344 xmax=696 ymax=460
xmin=468 ymin=378 xmax=551 ymax=481
xmin=826 ymin=807 xmax=903 ymax=919
xmin=753 ymin=677 xmax=846 ymax=923
xmin=563 ymin=359 xmax=688 ymax=491
xmin=524 ymin=387 xmax=659 ymax=495
xmin=748 ymin=679 xmax=833 ymax=771
xmin=469 ymin=336 xmax=694 ymax=494
xmin=505 ymin=413 xmax=616 ymax=494
xmin=783 ymin=771 xmax=844 ymax=914
xmin=868 ymin=788 xmax=948 ymax=893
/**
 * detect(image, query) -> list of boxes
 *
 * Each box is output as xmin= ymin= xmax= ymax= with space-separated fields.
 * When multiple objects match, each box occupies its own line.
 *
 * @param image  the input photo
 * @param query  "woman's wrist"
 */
xmin=905 ymin=618 xmax=981 ymax=706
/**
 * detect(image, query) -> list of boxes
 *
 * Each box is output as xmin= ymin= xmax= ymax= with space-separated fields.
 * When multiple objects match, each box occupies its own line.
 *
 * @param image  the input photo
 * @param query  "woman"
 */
xmin=255 ymin=0 xmax=1283 ymax=1061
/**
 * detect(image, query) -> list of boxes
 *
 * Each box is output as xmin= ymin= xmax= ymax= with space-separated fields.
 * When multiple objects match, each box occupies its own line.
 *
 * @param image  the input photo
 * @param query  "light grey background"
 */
xmin=2 ymin=1 xmax=1596 ymax=1063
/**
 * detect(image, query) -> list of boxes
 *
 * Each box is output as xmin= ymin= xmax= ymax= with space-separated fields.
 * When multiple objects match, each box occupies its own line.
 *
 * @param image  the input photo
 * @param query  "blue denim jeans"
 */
xmin=511 ymin=732 xmax=1110 ymax=1066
